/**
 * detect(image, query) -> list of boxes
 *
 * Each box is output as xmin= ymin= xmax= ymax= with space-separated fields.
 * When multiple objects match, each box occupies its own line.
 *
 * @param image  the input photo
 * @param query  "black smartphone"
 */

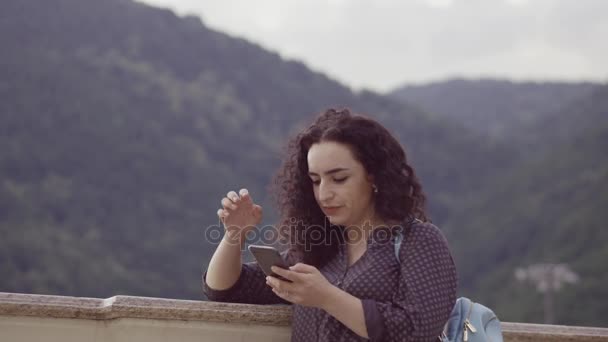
xmin=248 ymin=245 xmax=292 ymax=282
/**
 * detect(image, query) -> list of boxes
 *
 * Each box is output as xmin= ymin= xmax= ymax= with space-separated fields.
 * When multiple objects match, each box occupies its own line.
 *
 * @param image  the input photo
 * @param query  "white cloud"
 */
xmin=139 ymin=0 xmax=608 ymax=91
xmin=505 ymin=0 xmax=530 ymax=6
xmin=422 ymin=0 xmax=454 ymax=9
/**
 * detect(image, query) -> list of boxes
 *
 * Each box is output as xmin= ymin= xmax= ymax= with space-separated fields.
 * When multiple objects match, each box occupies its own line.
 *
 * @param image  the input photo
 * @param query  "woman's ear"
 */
xmin=367 ymin=174 xmax=379 ymax=194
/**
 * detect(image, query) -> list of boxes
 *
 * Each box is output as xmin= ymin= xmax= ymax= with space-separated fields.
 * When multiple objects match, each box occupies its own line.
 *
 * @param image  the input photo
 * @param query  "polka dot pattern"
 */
xmin=203 ymin=221 xmax=457 ymax=341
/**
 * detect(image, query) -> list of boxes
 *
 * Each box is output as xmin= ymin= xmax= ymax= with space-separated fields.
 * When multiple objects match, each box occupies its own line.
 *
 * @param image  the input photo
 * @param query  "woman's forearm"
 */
xmin=205 ymin=231 xmax=245 ymax=290
xmin=322 ymin=286 xmax=370 ymax=339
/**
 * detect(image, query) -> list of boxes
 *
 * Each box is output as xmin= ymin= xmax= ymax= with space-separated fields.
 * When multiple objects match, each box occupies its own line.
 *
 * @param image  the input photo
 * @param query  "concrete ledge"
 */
xmin=503 ymin=322 xmax=608 ymax=341
xmin=2 ymin=292 xmax=608 ymax=341
xmin=0 ymin=292 xmax=291 ymax=326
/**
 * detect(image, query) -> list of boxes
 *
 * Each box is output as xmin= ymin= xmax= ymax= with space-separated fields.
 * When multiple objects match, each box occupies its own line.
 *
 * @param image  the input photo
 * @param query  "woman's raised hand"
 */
xmin=217 ymin=188 xmax=263 ymax=241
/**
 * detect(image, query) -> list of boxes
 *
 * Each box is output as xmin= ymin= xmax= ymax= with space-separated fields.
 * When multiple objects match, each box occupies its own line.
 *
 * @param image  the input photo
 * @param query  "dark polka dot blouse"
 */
xmin=203 ymin=221 xmax=457 ymax=341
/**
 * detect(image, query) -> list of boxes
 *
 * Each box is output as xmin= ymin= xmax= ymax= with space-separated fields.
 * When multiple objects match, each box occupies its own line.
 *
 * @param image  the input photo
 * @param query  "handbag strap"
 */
xmin=394 ymin=218 xmax=450 ymax=341
xmin=394 ymin=218 xmax=422 ymax=262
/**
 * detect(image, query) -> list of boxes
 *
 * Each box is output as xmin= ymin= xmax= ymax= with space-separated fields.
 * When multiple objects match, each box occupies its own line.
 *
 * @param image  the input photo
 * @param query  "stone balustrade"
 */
xmin=1 ymin=292 xmax=607 ymax=341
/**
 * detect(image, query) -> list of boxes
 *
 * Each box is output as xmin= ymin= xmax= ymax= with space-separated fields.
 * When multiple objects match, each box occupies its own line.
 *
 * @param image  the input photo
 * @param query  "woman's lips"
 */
xmin=322 ymin=206 xmax=342 ymax=215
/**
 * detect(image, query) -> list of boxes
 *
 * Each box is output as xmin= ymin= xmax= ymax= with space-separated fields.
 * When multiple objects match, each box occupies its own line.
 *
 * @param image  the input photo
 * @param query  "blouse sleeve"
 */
xmin=362 ymin=222 xmax=457 ymax=341
xmin=202 ymin=249 xmax=297 ymax=305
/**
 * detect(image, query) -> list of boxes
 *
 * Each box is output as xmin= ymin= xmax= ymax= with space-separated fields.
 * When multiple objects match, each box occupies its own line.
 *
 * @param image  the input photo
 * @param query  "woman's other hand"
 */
xmin=217 ymin=188 xmax=263 ymax=241
xmin=266 ymin=263 xmax=337 ymax=310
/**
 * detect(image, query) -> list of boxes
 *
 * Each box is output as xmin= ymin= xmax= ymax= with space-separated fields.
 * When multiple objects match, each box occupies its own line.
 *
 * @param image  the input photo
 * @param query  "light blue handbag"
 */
xmin=395 ymin=223 xmax=504 ymax=342
xmin=438 ymin=297 xmax=503 ymax=342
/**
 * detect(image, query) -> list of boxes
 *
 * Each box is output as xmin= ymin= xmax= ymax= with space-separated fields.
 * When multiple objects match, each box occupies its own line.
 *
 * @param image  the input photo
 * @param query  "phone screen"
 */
xmin=248 ymin=245 xmax=292 ymax=282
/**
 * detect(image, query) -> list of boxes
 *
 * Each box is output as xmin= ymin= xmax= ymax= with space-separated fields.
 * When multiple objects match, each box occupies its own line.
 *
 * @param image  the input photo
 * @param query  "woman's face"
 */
xmin=307 ymin=141 xmax=376 ymax=228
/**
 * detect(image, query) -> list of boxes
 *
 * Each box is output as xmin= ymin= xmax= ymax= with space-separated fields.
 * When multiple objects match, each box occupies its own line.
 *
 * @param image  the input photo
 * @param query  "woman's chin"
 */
xmin=326 ymin=215 xmax=343 ymax=225
xmin=327 ymin=215 xmax=350 ymax=226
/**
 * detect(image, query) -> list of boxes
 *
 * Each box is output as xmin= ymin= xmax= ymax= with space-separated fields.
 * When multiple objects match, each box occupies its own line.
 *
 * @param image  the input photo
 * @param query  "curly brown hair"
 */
xmin=271 ymin=108 xmax=428 ymax=268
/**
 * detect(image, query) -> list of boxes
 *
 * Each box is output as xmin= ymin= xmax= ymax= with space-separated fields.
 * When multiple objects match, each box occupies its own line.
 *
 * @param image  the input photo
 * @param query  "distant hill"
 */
xmin=389 ymin=79 xmax=598 ymax=141
xmin=443 ymin=85 xmax=608 ymax=326
xmin=0 ymin=0 xmax=511 ymax=299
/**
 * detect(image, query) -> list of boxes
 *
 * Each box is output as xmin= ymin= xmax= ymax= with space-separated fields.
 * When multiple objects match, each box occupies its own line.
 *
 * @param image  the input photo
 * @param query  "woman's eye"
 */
xmin=311 ymin=177 xmax=347 ymax=185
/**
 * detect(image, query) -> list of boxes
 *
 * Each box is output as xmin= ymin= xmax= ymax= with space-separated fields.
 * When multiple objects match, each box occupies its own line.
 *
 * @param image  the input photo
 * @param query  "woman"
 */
xmin=203 ymin=108 xmax=457 ymax=341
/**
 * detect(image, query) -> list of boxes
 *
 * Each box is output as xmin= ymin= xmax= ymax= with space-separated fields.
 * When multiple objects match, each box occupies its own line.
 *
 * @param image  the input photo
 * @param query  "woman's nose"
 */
xmin=318 ymin=183 xmax=335 ymax=201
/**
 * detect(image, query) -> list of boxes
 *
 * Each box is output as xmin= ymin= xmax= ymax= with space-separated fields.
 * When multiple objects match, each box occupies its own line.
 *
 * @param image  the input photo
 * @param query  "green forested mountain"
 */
xmin=389 ymin=79 xmax=598 ymax=141
xmin=442 ymin=85 xmax=608 ymax=326
xmin=391 ymin=79 xmax=608 ymax=326
xmin=0 ymin=0 xmax=512 ymax=299
xmin=0 ymin=0 xmax=606 ymax=328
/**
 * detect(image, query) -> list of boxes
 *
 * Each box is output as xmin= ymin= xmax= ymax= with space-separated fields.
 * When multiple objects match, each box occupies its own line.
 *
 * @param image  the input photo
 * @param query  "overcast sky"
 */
xmin=139 ymin=0 xmax=608 ymax=92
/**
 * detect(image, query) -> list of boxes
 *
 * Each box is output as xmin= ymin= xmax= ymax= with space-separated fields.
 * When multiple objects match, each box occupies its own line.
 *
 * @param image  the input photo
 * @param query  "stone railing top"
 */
xmin=0 ymin=292 xmax=291 ymax=326
xmin=501 ymin=322 xmax=608 ymax=341
xmin=1 ymin=292 xmax=608 ymax=340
